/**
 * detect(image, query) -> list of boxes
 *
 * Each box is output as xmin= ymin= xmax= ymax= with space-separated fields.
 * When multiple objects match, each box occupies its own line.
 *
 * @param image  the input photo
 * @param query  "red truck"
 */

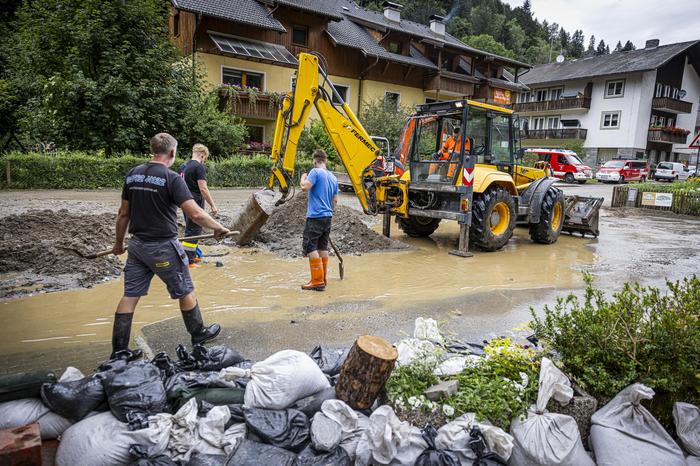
xmin=526 ymin=149 xmax=593 ymax=184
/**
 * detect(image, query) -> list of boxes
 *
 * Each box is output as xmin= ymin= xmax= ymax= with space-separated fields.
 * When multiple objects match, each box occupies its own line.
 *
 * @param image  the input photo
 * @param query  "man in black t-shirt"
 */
xmin=179 ymin=143 xmax=219 ymax=266
xmin=110 ymin=133 xmax=230 ymax=359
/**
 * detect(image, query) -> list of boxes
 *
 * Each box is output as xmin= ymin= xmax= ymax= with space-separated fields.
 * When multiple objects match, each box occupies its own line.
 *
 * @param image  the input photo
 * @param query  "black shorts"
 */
xmin=302 ymin=217 xmax=332 ymax=255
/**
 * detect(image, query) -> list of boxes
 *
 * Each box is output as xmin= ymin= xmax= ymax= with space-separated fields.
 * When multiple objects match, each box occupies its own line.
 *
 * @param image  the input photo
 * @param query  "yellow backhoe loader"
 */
xmin=256 ymin=52 xmax=601 ymax=255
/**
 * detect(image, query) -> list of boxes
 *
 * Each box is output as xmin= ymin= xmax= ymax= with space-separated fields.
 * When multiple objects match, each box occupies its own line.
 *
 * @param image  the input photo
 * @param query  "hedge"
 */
xmin=0 ymin=152 xmax=323 ymax=189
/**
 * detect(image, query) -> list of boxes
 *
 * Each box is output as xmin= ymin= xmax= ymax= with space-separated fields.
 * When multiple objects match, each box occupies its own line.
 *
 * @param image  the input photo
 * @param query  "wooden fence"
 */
xmin=611 ymin=185 xmax=700 ymax=216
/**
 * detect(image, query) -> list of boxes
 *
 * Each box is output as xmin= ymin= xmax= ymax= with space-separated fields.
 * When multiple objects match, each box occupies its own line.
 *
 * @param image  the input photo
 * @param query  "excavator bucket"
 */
xmin=562 ymin=195 xmax=604 ymax=238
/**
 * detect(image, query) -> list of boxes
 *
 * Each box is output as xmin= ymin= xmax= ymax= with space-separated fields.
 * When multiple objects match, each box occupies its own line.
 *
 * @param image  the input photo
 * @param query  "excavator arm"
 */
xmin=267 ymin=53 xmax=403 ymax=215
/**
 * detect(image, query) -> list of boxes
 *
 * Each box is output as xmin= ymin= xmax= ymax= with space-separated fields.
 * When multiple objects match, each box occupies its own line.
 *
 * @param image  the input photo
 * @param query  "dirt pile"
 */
xmin=0 ymin=210 xmax=122 ymax=299
xmin=255 ymin=193 xmax=410 ymax=257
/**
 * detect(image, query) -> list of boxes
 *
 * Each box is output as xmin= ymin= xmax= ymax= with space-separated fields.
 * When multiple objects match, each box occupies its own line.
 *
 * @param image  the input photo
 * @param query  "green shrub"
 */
xmin=298 ymin=119 xmax=339 ymax=163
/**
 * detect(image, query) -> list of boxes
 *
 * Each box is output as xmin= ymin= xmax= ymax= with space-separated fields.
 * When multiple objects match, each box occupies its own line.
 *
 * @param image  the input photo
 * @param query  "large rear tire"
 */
xmin=470 ymin=186 xmax=516 ymax=251
xmin=397 ymin=216 xmax=441 ymax=237
xmin=529 ymin=187 xmax=565 ymax=244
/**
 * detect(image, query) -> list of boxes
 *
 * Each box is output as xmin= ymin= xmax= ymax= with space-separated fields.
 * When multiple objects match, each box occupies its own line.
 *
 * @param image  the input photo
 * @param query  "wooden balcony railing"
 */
xmin=523 ymin=128 xmax=588 ymax=140
xmin=647 ymin=128 xmax=689 ymax=144
xmin=218 ymin=89 xmax=279 ymax=120
xmin=651 ymin=97 xmax=693 ymax=114
xmin=513 ymin=97 xmax=591 ymax=113
xmin=423 ymin=71 xmax=476 ymax=96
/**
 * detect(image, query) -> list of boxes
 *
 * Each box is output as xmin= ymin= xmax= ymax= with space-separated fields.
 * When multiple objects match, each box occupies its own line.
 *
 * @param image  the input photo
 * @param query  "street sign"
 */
xmin=689 ymin=131 xmax=700 ymax=149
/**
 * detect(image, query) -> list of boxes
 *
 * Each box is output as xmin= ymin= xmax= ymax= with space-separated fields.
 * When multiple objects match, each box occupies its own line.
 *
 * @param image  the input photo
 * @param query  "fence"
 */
xmin=611 ymin=185 xmax=700 ymax=216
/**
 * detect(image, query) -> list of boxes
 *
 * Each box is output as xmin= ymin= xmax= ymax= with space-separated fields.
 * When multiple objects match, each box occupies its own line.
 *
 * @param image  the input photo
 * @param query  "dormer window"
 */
xmin=388 ymin=41 xmax=401 ymax=54
xmin=292 ymin=25 xmax=308 ymax=47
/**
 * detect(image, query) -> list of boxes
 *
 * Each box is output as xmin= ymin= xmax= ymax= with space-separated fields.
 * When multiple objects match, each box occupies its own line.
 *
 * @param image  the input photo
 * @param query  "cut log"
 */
xmin=230 ymin=190 xmax=277 ymax=245
xmin=335 ymin=335 xmax=398 ymax=410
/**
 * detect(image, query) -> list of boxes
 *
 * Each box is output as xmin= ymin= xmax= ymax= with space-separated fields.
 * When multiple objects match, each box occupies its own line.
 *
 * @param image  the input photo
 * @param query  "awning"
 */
xmin=209 ymin=33 xmax=298 ymax=66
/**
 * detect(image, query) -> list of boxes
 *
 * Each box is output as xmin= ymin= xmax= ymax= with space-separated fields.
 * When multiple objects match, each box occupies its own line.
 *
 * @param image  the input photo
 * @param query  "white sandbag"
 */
xmin=355 ymin=405 xmax=427 ymax=466
xmin=55 ymin=411 xmax=169 ymax=466
xmin=413 ymin=317 xmax=444 ymax=344
xmin=436 ymin=413 xmax=513 ymax=463
xmin=220 ymin=350 xmax=330 ymax=410
xmin=687 ymin=457 xmax=700 ymax=466
xmin=395 ymin=338 xmax=437 ymax=366
xmin=318 ymin=399 xmax=368 ymax=459
xmin=434 ymin=355 xmax=481 ymax=376
xmin=0 ymin=398 xmax=73 ymax=440
xmin=167 ymin=398 xmax=233 ymax=461
xmin=222 ymin=423 xmax=247 ymax=455
xmin=311 ymin=411 xmax=343 ymax=452
xmin=590 ymin=383 xmax=685 ymax=466
xmin=509 ymin=357 xmax=593 ymax=466
xmin=60 ymin=367 xmax=85 ymax=382
xmin=674 ymin=402 xmax=700 ymax=456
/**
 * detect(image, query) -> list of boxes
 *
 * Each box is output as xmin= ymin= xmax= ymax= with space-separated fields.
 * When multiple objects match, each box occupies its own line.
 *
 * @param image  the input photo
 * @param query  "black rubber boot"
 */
xmin=110 ymin=313 xmax=143 ymax=360
xmin=181 ymin=303 xmax=221 ymax=346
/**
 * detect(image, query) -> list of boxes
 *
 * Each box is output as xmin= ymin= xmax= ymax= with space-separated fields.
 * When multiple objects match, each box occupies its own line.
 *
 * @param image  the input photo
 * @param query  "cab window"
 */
xmin=490 ymin=114 xmax=511 ymax=165
xmin=557 ymin=155 xmax=568 ymax=165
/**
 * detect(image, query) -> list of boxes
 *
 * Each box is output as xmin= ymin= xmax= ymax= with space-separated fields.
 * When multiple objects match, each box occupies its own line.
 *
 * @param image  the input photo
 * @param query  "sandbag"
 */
xmin=41 ymin=374 xmax=106 ymax=421
xmin=435 ymin=413 xmax=512 ymax=464
xmin=129 ymin=445 xmax=177 ymax=466
xmin=318 ymin=399 xmax=368 ymax=460
xmin=0 ymin=370 xmax=57 ymax=402
xmin=102 ymin=361 xmax=168 ymax=423
xmin=293 ymin=387 xmax=337 ymax=418
xmin=395 ymin=338 xmax=437 ymax=366
xmin=509 ymin=358 xmax=593 ymax=466
xmin=590 ymin=383 xmax=685 ymax=466
xmin=415 ymin=426 xmax=460 ymax=466
xmin=226 ymin=438 xmax=296 ymax=466
xmin=56 ymin=411 xmax=170 ymax=466
xmin=674 ymin=402 xmax=700 ymax=456
xmin=220 ymin=350 xmax=330 ymax=410
xmin=311 ymin=411 xmax=342 ymax=452
xmin=0 ymin=398 xmax=72 ymax=439
xmin=244 ymin=407 xmax=310 ymax=452
xmin=433 ymin=355 xmax=481 ymax=377
xmin=187 ymin=452 xmax=227 ymax=466
xmin=355 ymin=405 xmax=428 ymax=466
xmin=413 ymin=317 xmax=444 ymax=344
xmin=309 ymin=346 xmax=349 ymax=377
xmin=294 ymin=445 xmax=351 ymax=466
xmin=176 ymin=344 xmax=244 ymax=372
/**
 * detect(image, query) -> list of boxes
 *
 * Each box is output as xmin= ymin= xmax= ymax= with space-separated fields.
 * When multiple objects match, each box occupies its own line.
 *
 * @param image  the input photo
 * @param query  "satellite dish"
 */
xmin=556 ymin=54 xmax=565 ymax=63
xmin=679 ymin=89 xmax=687 ymax=99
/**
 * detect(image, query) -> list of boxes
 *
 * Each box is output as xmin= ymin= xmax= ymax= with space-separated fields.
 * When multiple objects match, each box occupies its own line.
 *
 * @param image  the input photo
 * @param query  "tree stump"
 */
xmin=335 ymin=335 xmax=398 ymax=410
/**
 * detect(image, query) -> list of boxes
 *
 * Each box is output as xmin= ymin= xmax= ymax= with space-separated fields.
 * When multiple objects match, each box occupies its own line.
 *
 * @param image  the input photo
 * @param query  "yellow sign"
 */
xmin=641 ymin=192 xmax=656 ymax=206
xmin=641 ymin=192 xmax=673 ymax=207
xmin=492 ymin=88 xmax=512 ymax=105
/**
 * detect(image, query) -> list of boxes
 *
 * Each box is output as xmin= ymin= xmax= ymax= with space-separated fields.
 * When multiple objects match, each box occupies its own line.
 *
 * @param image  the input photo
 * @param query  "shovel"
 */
xmin=328 ymin=236 xmax=344 ymax=280
xmin=79 ymin=231 xmax=240 ymax=259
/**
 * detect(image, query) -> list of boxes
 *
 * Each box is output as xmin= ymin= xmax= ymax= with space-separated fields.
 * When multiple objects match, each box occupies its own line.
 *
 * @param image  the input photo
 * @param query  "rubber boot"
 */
xmin=110 ymin=313 xmax=143 ymax=360
xmin=321 ymin=257 xmax=329 ymax=286
xmin=181 ymin=303 xmax=221 ymax=345
xmin=301 ymin=257 xmax=326 ymax=291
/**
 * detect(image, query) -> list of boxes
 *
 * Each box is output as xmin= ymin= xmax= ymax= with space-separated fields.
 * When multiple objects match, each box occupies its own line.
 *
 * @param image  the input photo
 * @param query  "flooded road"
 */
xmin=1 ymin=184 xmax=698 ymax=372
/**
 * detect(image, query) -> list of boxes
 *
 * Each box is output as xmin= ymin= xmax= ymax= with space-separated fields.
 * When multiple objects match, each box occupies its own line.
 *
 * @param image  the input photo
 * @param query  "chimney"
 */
xmin=383 ymin=1 xmax=402 ymax=22
xmin=429 ymin=15 xmax=445 ymax=36
xmin=645 ymin=39 xmax=660 ymax=49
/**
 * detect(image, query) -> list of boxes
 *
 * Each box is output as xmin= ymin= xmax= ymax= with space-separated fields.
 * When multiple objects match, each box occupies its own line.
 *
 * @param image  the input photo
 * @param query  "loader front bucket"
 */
xmin=562 ymin=195 xmax=604 ymax=238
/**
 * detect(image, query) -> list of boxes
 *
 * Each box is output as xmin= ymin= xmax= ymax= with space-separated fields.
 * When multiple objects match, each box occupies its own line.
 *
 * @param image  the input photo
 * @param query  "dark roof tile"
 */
xmin=172 ymin=0 xmax=286 ymax=32
xmin=272 ymin=0 xmax=343 ymax=20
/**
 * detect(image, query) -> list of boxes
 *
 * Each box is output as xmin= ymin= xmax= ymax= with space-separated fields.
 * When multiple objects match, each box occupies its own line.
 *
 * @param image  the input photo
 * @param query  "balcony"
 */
xmin=513 ymin=97 xmax=591 ymax=113
xmin=424 ymin=71 xmax=477 ymax=96
xmin=647 ymin=127 xmax=690 ymax=144
xmin=651 ymin=97 xmax=693 ymax=114
xmin=218 ymin=88 xmax=281 ymax=121
xmin=523 ymin=128 xmax=588 ymax=140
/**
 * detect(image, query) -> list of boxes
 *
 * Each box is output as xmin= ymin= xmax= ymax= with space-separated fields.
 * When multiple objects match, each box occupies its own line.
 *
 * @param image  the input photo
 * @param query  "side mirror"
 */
xmin=516 ymin=148 xmax=525 ymax=161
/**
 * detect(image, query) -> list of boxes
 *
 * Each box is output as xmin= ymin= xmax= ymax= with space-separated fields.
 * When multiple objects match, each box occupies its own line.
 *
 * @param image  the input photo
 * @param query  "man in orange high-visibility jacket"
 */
xmin=440 ymin=127 xmax=471 ymax=179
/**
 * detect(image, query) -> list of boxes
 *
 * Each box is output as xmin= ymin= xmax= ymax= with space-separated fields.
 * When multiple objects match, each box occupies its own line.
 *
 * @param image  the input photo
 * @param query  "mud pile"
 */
xmin=255 ymin=193 xmax=410 ymax=257
xmin=0 ymin=210 xmax=122 ymax=299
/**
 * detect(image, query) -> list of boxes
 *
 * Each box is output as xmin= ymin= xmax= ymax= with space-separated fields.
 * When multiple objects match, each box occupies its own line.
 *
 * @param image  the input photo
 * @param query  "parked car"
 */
xmin=688 ymin=165 xmax=697 ymax=176
xmin=654 ymin=162 xmax=691 ymax=181
xmin=526 ymin=149 xmax=592 ymax=184
xmin=595 ymin=159 xmax=649 ymax=184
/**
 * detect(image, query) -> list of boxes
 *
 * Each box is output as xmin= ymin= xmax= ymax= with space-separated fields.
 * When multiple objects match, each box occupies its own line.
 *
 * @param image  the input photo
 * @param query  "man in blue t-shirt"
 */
xmin=300 ymin=149 xmax=338 ymax=291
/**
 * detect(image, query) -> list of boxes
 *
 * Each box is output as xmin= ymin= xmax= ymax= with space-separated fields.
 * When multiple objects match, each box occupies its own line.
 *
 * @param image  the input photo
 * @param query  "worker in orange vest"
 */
xmin=440 ymin=127 xmax=471 ymax=179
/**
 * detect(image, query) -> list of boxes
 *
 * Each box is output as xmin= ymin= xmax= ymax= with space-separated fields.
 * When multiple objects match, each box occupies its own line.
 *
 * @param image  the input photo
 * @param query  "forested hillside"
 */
xmin=362 ymin=0 xmax=636 ymax=64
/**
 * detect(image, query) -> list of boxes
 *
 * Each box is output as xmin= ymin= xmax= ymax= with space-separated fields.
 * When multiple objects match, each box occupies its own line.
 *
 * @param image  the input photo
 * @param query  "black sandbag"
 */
xmin=40 ymin=375 xmax=106 ymax=421
xmin=467 ymin=426 xmax=508 ymax=466
xmin=244 ymin=407 xmax=310 ymax=453
xmin=152 ymin=352 xmax=180 ymax=379
xmin=165 ymin=371 xmax=243 ymax=403
xmin=294 ymin=445 xmax=351 ymax=466
xmin=187 ymin=452 xmax=227 ymax=466
xmin=415 ymin=426 xmax=459 ymax=466
xmin=226 ymin=439 xmax=296 ymax=466
xmin=172 ymin=387 xmax=245 ymax=411
xmin=226 ymin=404 xmax=246 ymax=426
xmin=0 ymin=371 xmax=57 ymax=402
xmin=176 ymin=344 xmax=244 ymax=371
xmin=308 ymin=347 xmax=349 ymax=377
xmin=293 ymin=387 xmax=336 ymax=418
xmin=102 ymin=361 xmax=168 ymax=422
xmin=129 ymin=445 xmax=177 ymax=466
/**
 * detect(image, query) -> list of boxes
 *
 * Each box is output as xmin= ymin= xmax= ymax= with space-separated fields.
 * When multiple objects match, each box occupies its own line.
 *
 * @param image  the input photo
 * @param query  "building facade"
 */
xmin=168 ymin=0 xmax=529 ymax=145
xmin=515 ymin=40 xmax=700 ymax=166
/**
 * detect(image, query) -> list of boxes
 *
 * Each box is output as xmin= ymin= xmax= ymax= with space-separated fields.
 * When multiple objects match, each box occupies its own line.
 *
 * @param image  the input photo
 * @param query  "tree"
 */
xmin=470 ymin=1 xmax=505 ymax=38
xmin=558 ymin=28 xmax=570 ymax=55
xmin=464 ymin=34 xmax=514 ymax=59
xmin=505 ymin=19 xmax=527 ymax=56
xmin=570 ymin=30 xmax=585 ymax=58
xmin=587 ymin=35 xmax=596 ymax=54
xmin=448 ymin=16 xmax=470 ymax=39
xmin=596 ymin=39 xmax=608 ymax=55
xmin=622 ymin=40 xmax=636 ymax=51
xmin=359 ymin=98 xmax=413 ymax=152
xmin=614 ymin=41 xmax=623 ymax=52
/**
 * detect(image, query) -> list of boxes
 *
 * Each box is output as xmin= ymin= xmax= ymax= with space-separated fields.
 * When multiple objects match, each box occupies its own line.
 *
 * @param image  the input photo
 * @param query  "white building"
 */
xmin=515 ymin=39 xmax=700 ymax=166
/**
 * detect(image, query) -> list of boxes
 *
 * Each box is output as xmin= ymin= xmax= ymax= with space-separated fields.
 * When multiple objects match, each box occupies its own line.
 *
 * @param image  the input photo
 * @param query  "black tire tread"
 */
xmin=469 ymin=186 xmax=516 ymax=251
xmin=529 ymin=187 xmax=565 ymax=244
xmin=398 ymin=216 xmax=441 ymax=237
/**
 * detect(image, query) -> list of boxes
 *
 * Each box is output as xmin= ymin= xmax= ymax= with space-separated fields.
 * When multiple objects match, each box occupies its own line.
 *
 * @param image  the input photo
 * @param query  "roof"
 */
xmin=521 ymin=41 xmax=700 ymax=85
xmin=271 ymin=0 xmax=343 ymax=20
xmin=326 ymin=18 xmax=436 ymax=69
xmin=172 ymin=0 xmax=286 ymax=33
xmin=209 ymin=33 xmax=298 ymax=66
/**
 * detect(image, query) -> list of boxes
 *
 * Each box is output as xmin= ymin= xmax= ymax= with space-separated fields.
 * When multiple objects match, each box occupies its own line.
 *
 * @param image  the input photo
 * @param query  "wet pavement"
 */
xmin=1 ymin=182 xmax=699 ymax=373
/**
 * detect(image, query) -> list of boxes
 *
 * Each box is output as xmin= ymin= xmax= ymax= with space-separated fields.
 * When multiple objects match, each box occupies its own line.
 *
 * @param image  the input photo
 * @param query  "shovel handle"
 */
xmin=328 ymin=236 xmax=344 ymax=280
xmin=86 ymin=231 xmax=240 ymax=259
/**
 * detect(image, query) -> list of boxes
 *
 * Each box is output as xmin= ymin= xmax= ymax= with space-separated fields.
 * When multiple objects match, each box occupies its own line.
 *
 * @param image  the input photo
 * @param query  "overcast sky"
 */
xmin=502 ymin=0 xmax=700 ymax=49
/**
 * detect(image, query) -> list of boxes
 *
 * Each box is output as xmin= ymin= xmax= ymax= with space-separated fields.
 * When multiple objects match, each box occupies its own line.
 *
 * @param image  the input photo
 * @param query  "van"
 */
xmin=526 ymin=149 xmax=592 ymax=184
xmin=654 ymin=162 xmax=691 ymax=181
xmin=595 ymin=159 xmax=649 ymax=183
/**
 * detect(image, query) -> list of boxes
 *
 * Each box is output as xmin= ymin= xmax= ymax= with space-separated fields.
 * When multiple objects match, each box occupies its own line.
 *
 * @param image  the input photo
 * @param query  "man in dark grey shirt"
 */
xmin=111 ymin=133 xmax=229 ymax=359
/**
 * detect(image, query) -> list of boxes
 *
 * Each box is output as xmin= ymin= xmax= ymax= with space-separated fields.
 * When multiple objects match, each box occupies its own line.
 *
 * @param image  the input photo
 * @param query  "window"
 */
xmin=490 ymin=115 xmax=511 ymax=164
xmin=331 ymin=84 xmax=349 ymax=105
xmin=532 ymin=117 xmax=546 ymax=130
xmin=667 ymin=118 xmax=674 ymax=127
xmin=222 ymin=67 xmax=264 ymax=90
xmin=663 ymin=84 xmax=671 ymax=97
xmin=292 ymin=25 xmax=308 ymax=47
xmin=549 ymin=87 xmax=563 ymax=100
xmin=605 ymin=79 xmax=625 ymax=98
xmin=245 ymin=126 xmax=264 ymax=143
xmin=547 ymin=116 xmax=560 ymax=129
xmin=425 ymin=98 xmax=437 ymax=104
xmin=384 ymin=91 xmax=400 ymax=110
xmin=601 ymin=111 xmax=621 ymax=129
xmin=658 ymin=116 xmax=666 ymax=126
xmin=655 ymin=83 xmax=663 ymax=97
xmin=173 ymin=11 xmax=180 ymax=37
xmin=672 ymin=88 xmax=679 ymax=99
xmin=535 ymin=89 xmax=548 ymax=102
xmin=388 ymin=41 xmax=401 ymax=54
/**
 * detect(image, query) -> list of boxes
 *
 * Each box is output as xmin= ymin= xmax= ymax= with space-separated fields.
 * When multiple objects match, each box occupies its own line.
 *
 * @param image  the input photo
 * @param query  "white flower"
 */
xmin=407 ymin=396 xmax=418 ymax=407
xmin=442 ymin=404 xmax=455 ymax=417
